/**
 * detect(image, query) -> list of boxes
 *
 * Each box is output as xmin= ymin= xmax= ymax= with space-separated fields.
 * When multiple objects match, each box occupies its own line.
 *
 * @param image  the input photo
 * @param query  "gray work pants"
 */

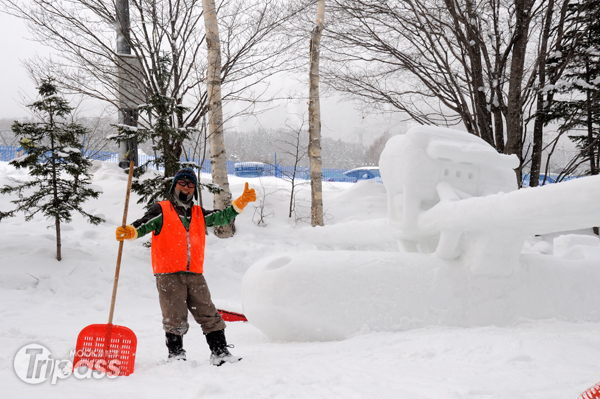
xmin=155 ymin=273 xmax=226 ymax=335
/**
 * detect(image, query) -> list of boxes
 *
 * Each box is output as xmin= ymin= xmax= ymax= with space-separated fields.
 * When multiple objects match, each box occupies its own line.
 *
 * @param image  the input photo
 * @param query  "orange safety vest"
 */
xmin=151 ymin=201 xmax=206 ymax=274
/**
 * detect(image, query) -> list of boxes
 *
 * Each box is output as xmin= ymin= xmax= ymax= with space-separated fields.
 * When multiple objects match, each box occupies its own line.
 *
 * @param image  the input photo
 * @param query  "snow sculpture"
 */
xmin=242 ymin=248 xmax=600 ymax=341
xmin=379 ymin=126 xmax=518 ymax=275
xmin=241 ymin=125 xmax=600 ymax=342
xmin=379 ymin=125 xmax=600 ymax=276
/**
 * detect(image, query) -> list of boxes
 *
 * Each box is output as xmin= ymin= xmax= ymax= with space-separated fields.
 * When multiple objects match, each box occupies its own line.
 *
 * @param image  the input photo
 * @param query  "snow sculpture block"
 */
xmin=242 ymin=250 xmax=600 ymax=341
xmin=379 ymin=126 xmax=519 ymax=275
xmin=242 ymin=141 xmax=600 ymax=341
xmin=380 ymin=125 xmax=600 ymax=276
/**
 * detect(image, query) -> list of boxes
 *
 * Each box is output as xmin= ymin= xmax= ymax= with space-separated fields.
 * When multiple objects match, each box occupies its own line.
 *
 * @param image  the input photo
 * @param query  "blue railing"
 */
xmin=84 ymin=150 xmax=120 ymax=163
xmin=1 ymin=145 xmax=579 ymax=185
xmin=521 ymin=173 xmax=579 ymax=186
xmin=0 ymin=145 xmax=23 ymax=161
xmin=0 ymin=145 xmax=363 ymax=183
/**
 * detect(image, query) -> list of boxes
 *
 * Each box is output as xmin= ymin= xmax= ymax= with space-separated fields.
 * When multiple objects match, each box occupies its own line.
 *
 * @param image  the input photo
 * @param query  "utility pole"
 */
xmin=116 ymin=0 xmax=140 ymax=168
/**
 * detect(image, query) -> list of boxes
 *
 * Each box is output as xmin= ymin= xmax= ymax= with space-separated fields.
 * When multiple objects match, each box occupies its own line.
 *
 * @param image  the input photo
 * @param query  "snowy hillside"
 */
xmin=1 ymin=160 xmax=600 ymax=398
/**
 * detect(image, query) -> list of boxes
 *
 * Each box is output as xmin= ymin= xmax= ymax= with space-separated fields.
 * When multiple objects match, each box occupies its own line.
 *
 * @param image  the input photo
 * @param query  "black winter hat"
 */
xmin=170 ymin=168 xmax=198 ymax=200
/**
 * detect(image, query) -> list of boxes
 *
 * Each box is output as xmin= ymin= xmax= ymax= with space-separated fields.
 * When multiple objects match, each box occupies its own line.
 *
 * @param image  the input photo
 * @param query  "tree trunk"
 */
xmin=586 ymin=34 xmax=599 ymax=236
xmin=586 ymin=86 xmax=597 ymax=176
xmin=50 ymin=129 xmax=62 ymax=261
xmin=308 ymin=0 xmax=325 ymax=227
xmin=203 ymin=0 xmax=234 ymax=237
xmin=464 ymin=0 xmax=494 ymax=146
xmin=55 ymin=216 xmax=62 ymax=261
xmin=530 ymin=96 xmax=545 ymax=187
xmin=530 ymin=0 xmax=555 ymax=187
xmin=505 ymin=0 xmax=534 ymax=186
xmin=492 ymin=91 xmax=505 ymax=153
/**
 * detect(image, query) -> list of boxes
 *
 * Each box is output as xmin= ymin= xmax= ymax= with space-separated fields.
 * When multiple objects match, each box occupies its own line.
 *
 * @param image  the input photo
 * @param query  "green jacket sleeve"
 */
xmin=204 ymin=206 xmax=239 ymax=227
xmin=131 ymin=203 xmax=163 ymax=238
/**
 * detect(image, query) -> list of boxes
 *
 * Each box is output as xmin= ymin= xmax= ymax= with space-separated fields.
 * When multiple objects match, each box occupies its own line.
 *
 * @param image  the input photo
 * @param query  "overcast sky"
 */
xmin=0 ymin=11 xmax=41 ymax=119
xmin=0 ymin=10 xmax=408 ymax=144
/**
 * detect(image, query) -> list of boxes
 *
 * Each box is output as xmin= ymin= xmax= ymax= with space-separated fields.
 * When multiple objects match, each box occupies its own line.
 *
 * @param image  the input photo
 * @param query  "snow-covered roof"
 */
xmin=345 ymin=166 xmax=379 ymax=172
xmin=234 ymin=162 xmax=266 ymax=167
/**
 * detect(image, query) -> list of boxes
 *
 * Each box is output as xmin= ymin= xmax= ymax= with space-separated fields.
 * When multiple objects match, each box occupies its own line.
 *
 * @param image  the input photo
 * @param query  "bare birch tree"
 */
xmin=308 ymin=0 xmax=325 ymax=227
xmin=203 ymin=0 xmax=234 ymax=237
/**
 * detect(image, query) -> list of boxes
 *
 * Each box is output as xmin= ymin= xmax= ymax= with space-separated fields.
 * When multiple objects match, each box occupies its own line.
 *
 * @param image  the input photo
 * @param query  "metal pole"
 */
xmin=116 ymin=0 xmax=139 ymax=169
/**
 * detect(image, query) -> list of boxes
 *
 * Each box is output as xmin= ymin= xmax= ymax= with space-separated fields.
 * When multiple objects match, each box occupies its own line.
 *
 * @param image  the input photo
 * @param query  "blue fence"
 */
xmin=84 ymin=150 xmax=120 ymax=163
xmin=521 ymin=173 xmax=579 ymax=186
xmin=0 ymin=145 xmax=23 ymax=161
xmin=0 ymin=146 xmax=121 ymax=164
xmin=1 ymin=145 xmax=578 ymax=185
xmin=0 ymin=145 xmax=361 ymax=183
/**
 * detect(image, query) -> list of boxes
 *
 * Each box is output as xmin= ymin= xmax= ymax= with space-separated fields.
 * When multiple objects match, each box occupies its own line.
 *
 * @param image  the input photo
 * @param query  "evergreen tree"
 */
xmin=0 ymin=79 xmax=103 ymax=261
xmin=545 ymin=0 xmax=600 ymax=176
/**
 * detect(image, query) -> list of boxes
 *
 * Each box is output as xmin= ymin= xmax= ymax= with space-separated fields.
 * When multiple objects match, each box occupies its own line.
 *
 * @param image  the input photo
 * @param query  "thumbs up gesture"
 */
xmin=232 ymin=182 xmax=257 ymax=213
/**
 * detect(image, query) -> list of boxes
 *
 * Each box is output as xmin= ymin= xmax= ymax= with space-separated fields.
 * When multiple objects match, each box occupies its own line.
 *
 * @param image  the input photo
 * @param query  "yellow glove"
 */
xmin=232 ymin=182 xmax=256 ymax=213
xmin=116 ymin=225 xmax=137 ymax=241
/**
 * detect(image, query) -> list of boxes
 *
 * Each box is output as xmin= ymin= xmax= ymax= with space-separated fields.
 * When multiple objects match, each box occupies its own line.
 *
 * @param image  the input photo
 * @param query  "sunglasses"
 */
xmin=176 ymin=180 xmax=196 ymax=188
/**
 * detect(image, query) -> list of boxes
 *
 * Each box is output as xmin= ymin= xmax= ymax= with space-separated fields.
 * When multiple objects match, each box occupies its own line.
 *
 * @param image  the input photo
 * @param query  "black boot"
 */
xmin=165 ymin=332 xmax=186 ymax=361
xmin=205 ymin=329 xmax=241 ymax=366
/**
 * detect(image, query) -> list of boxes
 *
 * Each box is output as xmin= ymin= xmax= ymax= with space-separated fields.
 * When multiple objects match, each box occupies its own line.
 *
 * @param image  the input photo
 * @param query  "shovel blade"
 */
xmin=217 ymin=309 xmax=248 ymax=322
xmin=73 ymin=324 xmax=137 ymax=376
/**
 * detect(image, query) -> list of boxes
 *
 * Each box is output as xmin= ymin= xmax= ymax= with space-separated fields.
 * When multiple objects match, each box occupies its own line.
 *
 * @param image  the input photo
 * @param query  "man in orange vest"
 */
xmin=116 ymin=168 xmax=256 ymax=366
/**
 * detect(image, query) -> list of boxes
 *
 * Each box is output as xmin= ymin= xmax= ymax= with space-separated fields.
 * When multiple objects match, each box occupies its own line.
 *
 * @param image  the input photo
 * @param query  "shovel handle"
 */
xmin=108 ymin=160 xmax=135 ymax=325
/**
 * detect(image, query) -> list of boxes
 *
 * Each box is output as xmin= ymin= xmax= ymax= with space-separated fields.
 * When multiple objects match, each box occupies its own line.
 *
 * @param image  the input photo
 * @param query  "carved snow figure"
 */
xmin=379 ymin=126 xmax=519 ymax=275
xmin=380 ymin=125 xmax=600 ymax=276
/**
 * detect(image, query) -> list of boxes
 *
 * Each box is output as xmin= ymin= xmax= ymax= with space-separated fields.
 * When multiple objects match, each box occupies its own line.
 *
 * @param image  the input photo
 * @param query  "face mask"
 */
xmin=178 ymin=190 xmax=193 ymax=202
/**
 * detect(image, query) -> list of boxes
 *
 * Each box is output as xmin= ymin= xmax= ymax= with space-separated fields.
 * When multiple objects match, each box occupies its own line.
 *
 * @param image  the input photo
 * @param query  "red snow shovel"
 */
xmin=217 ymin=309 xmax=248 ymax=322
xmin=73 ymin=160 xmax=137 ymax=376
xmin=580 ymin=381 xmax=600 ymax=399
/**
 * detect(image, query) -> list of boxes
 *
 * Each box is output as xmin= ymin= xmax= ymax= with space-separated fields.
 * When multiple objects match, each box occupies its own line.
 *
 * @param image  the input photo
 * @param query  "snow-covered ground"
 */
xmin=1 ymin=160 xmax=600 ymax=398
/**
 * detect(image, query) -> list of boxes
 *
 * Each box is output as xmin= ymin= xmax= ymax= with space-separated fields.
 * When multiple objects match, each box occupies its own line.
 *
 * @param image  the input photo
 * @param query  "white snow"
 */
xmin=1 ymin=154 xmax=600 ymax=398
xmin=114 ymin=124 xmax=139 ymax=131
xmin=575 ymin=79 xmax=596 ymax=90
xmin=553 ymin=234 xmax=600 ymax=260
